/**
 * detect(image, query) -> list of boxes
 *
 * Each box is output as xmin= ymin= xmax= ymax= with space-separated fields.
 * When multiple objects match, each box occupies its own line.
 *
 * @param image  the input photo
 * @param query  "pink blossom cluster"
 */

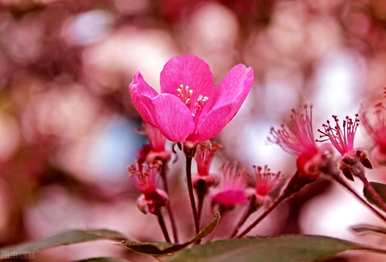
xmin=127 ymin=55 xmax=386 ymax=242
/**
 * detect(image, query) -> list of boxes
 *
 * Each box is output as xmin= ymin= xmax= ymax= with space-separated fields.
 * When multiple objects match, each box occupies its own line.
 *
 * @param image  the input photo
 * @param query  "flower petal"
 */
xmin=160 ymin=55 xmax=214 ymax=101
xmin=151 ymin=94 xmax=195 ymax=142
xmin=189 ymin=105 xmax=233 ymax=141
xmin=212 ymin=190 xmax=247 ymax=206
xmin=212 ymin=64 xmax=254 ymax=111
xmin=191 ymin=65 xmax=254 ymax=141
xmin=129 ymin=72 xmax=158 ymax=125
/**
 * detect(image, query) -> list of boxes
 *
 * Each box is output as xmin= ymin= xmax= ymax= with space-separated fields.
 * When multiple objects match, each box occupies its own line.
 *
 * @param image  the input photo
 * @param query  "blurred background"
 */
xmin=0 ymin=0 xmax=386 ymax=261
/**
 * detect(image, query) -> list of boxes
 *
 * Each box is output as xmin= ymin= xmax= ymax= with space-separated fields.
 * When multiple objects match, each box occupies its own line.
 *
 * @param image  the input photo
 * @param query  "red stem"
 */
xmin=358 ymin=175 xmax=386 ymax=212
xmin=160 ymin=164 xmax=179 ymax=243
xmin=155 ymin=209 xmax=171 ymax=243
xmin=185 ymin=153 xmax=200 ymax=234
xmin=237 ymin=195 xmax=285 ymax=238
xmin=230 ymin=197 xmax=256 ymax=238
xmin=332 ymin=175 xmax=386 ymax=222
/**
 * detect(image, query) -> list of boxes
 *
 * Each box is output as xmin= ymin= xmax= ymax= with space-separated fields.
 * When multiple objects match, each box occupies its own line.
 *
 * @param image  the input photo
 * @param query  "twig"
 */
xmin=160 ymin=164 xmax=179 ymax=243
xmin=184 ymin=148 xmax=199 ymax=234
xmin=155 ymin=209 xmax=171 ymax=243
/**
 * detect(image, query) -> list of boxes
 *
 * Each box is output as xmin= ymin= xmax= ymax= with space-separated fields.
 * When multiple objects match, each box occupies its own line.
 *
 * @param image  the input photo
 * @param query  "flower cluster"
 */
xmin=127 ymin=55 xmax=287 ymax=241
xmin=127 ymin=54 xmax=386 ymax=242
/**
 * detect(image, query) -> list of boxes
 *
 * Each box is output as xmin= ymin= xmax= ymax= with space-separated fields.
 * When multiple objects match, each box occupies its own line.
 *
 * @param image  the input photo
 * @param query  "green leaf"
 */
xmin=163 ymin=234 xmax=386 ymax=262
xmin=0 ymin=213 xmax=221 ymax=259
xmin=74 ymin=257 xmax=128 ymax=262
xmin=351 ymin=224 xmax=386 ymax=235
xmin=0 ymin=229 xmax=127 ymax=259
xmin=363 ymin=181 xmax=386 ymax=211
xmin=122 ymin=212 xmax=220 ymax=255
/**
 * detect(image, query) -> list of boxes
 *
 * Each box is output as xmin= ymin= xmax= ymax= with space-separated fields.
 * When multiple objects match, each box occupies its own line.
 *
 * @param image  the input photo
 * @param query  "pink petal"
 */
xmin=151 ymin=94 xmax=195 ymax=142
xmin=212 ymin=190 xmax=247 ymax=206
xmin=189 ymin=105 xmax=233 ymax=141
xmin=212 ymin=64 xmax=254 ymax=110
xmin=129 ymin=72 xmax=158 ymax=125
xmin=192 ymin=65 xmax=254 ymax=140
xmin=160 ymin=55 xmax=214 ymax=102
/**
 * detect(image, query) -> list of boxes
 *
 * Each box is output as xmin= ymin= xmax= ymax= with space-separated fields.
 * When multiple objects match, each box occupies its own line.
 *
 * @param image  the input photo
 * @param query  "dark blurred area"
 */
xmin=0 ymin=0 xmax=386 ymax=261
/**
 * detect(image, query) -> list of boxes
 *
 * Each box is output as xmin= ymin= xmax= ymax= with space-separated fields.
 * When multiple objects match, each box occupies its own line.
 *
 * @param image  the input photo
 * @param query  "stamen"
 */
xmin=269 ymin=105 xmax=317 ymax=156
xmin=192 ymin=94 xmax=209 ymax=117
xmin=317 ymin=114 xmax=359 ymax=155
xmin=176 ymin=84 xmax=209 ymax=118
xmin=254 ymin=165 xmax=282 ymax=197
xmin=176 ymin=84 xmax=193 ymax=105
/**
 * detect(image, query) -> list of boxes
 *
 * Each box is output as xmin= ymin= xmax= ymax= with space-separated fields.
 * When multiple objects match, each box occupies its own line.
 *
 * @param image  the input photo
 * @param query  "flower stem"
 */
xmin=237 ymin=195 xmax=285 ymax=238
xmin=197 ymin=191 xmax=205 ymax=228
xmin=155 ymin=208 xmax=171 ymax=243
xmin=230 ymin=197 xmax=257 ymax=238
xmin=355 ymin=172 xmax=386 ymax=212
xmin=184 ymin=146 xmax=199 ymax=234
xmin=165 ymin=204 xmax=178 ymax=243
xmin=206 ymin=211 xmax=225 ymax=242
xmin=363 ymin=181 xmax=386 ymax=211
xmin=236 ymin=171 xmax=311 ymax=238
xmin=160 ymin=164 xmax=179 ymax=243
xmin=196 ymin=179 xmax=208 ymax=229
xmin=332 ymin=174 xmax=386 ymax=222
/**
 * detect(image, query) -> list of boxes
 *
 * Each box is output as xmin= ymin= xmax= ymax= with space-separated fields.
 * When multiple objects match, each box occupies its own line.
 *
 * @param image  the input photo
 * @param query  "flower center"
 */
xmin=176 ymin=84 xmax=209 ymax=118
xmin=176 ymin=84 xmax=193 ymax=105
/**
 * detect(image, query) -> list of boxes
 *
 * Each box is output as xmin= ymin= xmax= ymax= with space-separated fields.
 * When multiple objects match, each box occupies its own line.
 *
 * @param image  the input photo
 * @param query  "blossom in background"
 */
xmin=318 ymin=115 xmax=359 ymax=156
xmin=138 ymin=123 xmax=170 ymax=165
xmin=254 ymin=165 xmax=283 ymax=205
xmin=144 ymin=123 xmax=166 ymax=153
xmin=269 ymin=105 xmax=321 ymax=177
xmin=361 ymin=90 xmax=386 ymax=164
xmin=193 ymin=142 xmax=220 ymax=188
xmin=317 ymin=114 xmax=372 ymax=180
xmin=129 ymin=55 xmax=254 ymax=142
xmin=128 ymin=161 xmax=168 ymax=214
xmin=211 ymin=162 xmax=248 ymax=211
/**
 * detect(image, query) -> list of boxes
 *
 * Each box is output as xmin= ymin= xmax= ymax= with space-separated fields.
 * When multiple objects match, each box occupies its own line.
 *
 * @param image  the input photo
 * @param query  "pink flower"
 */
xmin=361 ymin=99 xmax=386 ymax=155
xmin=137 ymin=124 xmax=171 ymax=165
xmin=317 ymin=115 xmax=359 ymax=156
xmin=129 ymin=161 xmax=157 ymax=194
xmin=269 ymin=105 xmax=319 ymax=176
xmin=254 ymin=165 xmax=282 ymax=198
xmin=211 ymin=162 xmax=248 ymax=209
xmin=129 ymin=55 xmax=254 ymax=142
xmin=128 ymin=162 xmax=168 ymax=214
xmin=195 ymin=142 xmax=220 ymax=177
xmin=193 ymin=142 xmax=220 ymax=190
xmin=144 ymin=123 xmax=166 ymax=153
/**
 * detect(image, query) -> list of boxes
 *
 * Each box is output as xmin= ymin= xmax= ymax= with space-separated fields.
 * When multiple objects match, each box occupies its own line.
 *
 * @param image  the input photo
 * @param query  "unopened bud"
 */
xmin=356 ymin=150 xmax=373 ymax=169
xmin=339 ymin=162 xmax=355 ymax=181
